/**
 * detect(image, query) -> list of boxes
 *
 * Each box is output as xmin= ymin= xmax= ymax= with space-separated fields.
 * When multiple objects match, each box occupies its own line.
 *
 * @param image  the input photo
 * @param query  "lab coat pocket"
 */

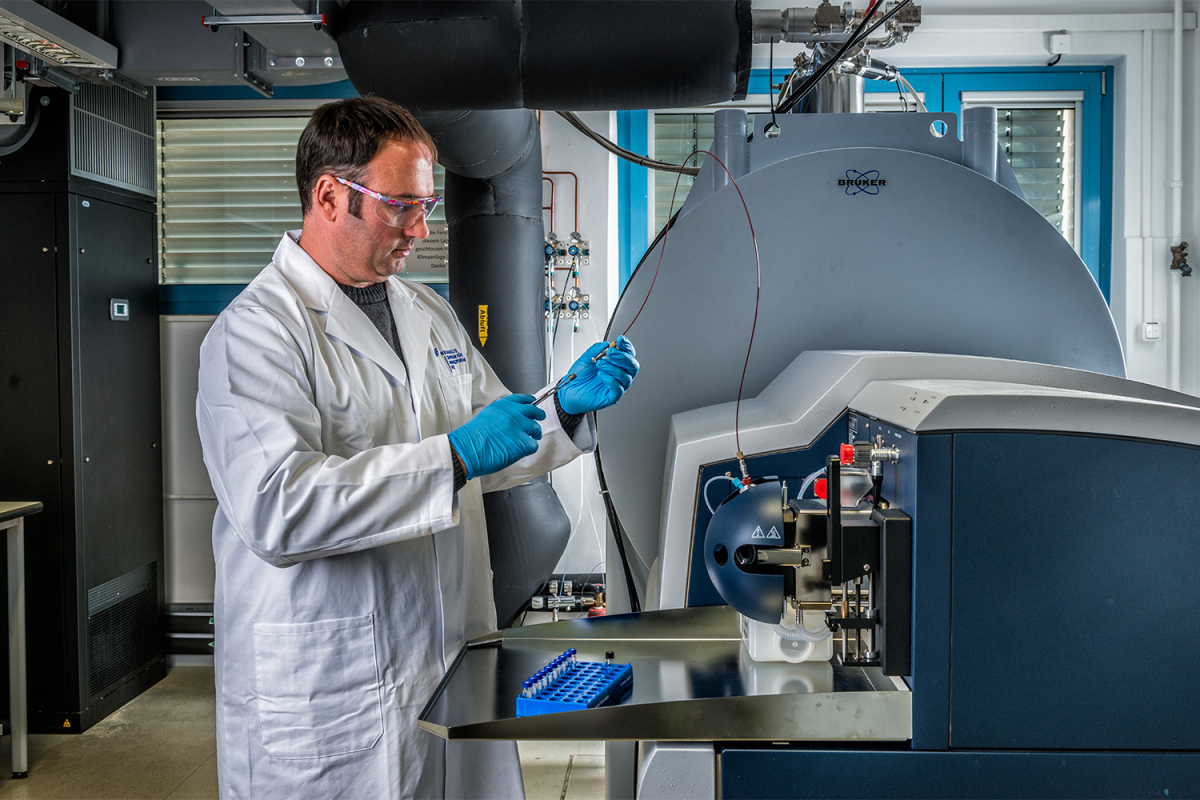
xmin=437 ymin=372 xmax=474 ymax=428
xmin=253 ymin=614 xmax=383 ymax=760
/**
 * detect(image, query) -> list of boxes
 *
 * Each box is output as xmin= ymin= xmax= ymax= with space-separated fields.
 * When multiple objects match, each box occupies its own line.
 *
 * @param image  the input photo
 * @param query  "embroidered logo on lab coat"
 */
xmin=435 ymin=347 xmax=467 ymax=372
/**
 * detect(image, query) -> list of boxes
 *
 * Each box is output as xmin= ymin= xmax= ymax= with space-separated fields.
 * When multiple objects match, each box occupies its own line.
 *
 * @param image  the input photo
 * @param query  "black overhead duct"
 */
xmin=336 ymin=1 xmax=752 ymax=111
xmin=334 ymin=1 xmax=752 ymax=626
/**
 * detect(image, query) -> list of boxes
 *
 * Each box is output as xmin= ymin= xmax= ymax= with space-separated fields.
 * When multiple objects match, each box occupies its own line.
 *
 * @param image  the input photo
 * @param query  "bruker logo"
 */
xmin=839 ymin=169 xmax=885 ymax=195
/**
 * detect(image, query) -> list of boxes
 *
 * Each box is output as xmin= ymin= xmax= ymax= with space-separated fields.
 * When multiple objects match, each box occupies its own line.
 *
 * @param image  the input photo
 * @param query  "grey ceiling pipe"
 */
xmin=963 ymin=105 xmax=999 ymax=183
xmin=334 ymin=0 xmax=752 ymax=111
xmin=961 ymin=105 xmax=1026 ymax=198
xmin=711 ymin=109 xmax=750 ymax=193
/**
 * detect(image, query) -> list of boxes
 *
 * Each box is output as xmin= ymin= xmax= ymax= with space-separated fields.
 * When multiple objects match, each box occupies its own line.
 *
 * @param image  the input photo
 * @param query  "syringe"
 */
xmin=532 ymin=341 xmax=618 ymax=405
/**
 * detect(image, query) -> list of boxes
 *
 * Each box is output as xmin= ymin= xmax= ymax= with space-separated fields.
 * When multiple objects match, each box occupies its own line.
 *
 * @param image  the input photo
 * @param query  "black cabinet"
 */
xmin=0 ymin=84 xmax=164 ymax=733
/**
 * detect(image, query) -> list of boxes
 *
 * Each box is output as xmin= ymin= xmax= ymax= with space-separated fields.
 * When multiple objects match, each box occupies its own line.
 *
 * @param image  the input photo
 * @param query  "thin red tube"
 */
xmin=542 ymin=176 xmax=555 ymax=232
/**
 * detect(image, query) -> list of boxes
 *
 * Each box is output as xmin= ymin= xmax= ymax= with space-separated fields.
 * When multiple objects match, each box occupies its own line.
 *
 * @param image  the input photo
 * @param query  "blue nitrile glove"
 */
xmin=447 ymin=394 xmax=546 ymax=480
xmin=557 ymin=335 xmax=640 ymax=415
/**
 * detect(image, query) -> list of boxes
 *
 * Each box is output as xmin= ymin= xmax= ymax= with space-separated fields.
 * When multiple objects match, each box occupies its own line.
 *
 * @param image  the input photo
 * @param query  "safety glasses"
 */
xmin=334 ymin=176 xmax=442 ymax=228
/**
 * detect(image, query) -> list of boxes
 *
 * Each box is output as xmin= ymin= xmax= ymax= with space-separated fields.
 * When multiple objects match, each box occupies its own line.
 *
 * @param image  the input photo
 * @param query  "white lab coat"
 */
xmin=197 ymin=232 xmax=595 ymax=799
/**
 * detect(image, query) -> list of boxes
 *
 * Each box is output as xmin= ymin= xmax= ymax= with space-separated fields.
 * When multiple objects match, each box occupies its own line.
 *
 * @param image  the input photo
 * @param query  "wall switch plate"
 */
xmin=1139 ymin=321 xmax=1162 ymax=341
xmin=110 ymin=298 xmax=130 ymax=321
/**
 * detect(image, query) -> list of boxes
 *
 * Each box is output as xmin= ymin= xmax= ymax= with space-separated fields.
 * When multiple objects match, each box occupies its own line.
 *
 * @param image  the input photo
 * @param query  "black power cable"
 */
xmin=594 ymin=446 xmax=641 ymax=613
xmin=768 ymin=39 xmax=778 ymax=129
xmin=556 ymin=111 xmax=700 ymax=176
xmin=590 ymin=207 xmax=685 ymax=615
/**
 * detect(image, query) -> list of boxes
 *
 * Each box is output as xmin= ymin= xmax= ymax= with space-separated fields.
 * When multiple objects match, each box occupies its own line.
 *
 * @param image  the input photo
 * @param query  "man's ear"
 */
xmin=310 ymin=174 xmax=341 ymax=223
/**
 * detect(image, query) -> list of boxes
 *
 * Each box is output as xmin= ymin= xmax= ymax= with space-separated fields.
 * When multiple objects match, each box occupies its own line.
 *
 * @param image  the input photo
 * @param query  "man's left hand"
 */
xmin=557 ymin=335 xmax=640 ymax=415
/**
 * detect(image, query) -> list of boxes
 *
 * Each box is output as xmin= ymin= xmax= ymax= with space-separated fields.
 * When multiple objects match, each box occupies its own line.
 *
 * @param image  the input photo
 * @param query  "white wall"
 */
xmin=160 ymin=315 xmax=218 ymax=605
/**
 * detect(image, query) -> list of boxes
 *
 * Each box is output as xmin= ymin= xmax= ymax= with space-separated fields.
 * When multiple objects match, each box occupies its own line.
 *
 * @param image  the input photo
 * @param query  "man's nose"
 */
xmin=405 ymin=213 xmax=430 ymax=240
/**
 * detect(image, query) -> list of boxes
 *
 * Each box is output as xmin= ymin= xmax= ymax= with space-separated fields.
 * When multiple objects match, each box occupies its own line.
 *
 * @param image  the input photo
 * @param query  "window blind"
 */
xmin=653 ymin=114 xmax=708 ymax=235
xmin=996 ymin=107 xmax=1075 ymax=247
xmin=157 ymin=117 xmax=446 ymax=285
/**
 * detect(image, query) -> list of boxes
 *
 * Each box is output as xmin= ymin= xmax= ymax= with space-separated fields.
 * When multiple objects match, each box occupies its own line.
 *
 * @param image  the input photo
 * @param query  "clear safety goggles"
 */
xmin=334 ymin=176 xmax=442 ymax=228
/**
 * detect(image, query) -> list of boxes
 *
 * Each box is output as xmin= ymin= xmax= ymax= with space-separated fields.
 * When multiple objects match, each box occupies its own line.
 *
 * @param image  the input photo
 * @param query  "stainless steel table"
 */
xmin=0 ymin=501 xmax=41 ymax=779
xmin=419 ymin=605 xmax=910 ymax=742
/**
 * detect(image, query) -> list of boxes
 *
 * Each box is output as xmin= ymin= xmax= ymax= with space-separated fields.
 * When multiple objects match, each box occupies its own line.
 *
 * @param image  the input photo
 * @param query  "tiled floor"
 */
xmin=0 ymin=668 xmax=217 ymax=800
xmin=0 ymin=667 xmax=604 ymax=800
xmin=518 ymin=740 xmax=606 ymax=800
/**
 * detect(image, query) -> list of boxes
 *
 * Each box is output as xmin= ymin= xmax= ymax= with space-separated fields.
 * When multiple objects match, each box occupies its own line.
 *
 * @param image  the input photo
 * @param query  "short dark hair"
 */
xmin=295 ymin=96 xmax=438 ymax=217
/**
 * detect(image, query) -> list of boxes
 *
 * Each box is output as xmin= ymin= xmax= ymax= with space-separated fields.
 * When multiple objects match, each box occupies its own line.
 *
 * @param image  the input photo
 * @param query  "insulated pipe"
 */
xmin=335 ymin=1 xmax=752 ymax=112
xmin=414 ymin=109 xmax=571 ymax=628
xmin=963 ymin=106 xmax=999 ymax=183
xmin=416 ymin=110 xmax=547 ymax=390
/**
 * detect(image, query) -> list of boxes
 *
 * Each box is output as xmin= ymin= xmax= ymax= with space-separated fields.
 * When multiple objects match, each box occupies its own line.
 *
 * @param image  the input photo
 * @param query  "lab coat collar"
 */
xmin=273 ymin=232 xmax=432 ymax=412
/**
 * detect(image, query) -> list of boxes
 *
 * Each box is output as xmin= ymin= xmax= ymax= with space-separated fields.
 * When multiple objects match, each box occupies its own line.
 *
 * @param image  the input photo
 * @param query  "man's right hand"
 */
xmin=447 ymin=394 xmax=546 ymax=480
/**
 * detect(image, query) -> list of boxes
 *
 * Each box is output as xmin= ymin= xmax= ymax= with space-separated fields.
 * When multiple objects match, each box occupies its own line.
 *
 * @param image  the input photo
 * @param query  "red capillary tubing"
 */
xmin=620 ymin=149 xmax=763 ymax=488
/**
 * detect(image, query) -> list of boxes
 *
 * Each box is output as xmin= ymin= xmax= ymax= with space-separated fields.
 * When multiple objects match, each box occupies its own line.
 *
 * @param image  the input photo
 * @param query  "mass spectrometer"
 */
xmin=409 ymin=5 xmax=1200 ymax=798
xmin=416 ymin=103 xmax=1200 ymax=798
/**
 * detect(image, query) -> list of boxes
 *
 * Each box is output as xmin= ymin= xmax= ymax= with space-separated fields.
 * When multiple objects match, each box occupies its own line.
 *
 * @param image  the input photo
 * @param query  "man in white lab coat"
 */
xmin=196 ymin=97 xmax=638 ymax=799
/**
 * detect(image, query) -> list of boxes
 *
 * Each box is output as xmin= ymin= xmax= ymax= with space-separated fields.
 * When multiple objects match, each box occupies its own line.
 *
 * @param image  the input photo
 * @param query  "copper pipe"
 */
xmin=541 ymin=176 xmax=555 ymax=232
xmin=543 ymin=170 xmax=579 ymax=233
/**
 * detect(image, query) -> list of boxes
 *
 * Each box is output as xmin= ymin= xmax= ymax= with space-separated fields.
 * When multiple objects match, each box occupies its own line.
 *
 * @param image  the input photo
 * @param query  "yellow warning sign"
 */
xmin=63 ymin=719 xmax=71 ymax=728
xmin=477 ymin=305 xmax=489 ymax=346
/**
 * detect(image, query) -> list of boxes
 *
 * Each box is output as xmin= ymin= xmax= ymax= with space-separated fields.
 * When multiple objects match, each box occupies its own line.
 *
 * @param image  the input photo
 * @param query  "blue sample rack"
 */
xmin=516 ymin=650 xmax=634 ymax=717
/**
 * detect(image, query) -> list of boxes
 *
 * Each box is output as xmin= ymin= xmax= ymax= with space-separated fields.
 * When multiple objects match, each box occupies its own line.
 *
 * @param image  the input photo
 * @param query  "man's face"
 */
xmin=337 ymin=138 xmax=436 ymax=284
